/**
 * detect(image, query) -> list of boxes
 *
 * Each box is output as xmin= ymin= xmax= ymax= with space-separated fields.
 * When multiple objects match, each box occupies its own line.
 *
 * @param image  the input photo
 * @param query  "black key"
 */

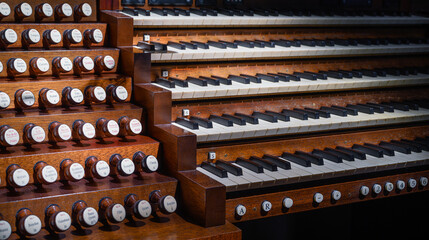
xmin=293 ymin=108 xmax=319 ymax=119
xmin=155 ymin=78 xmax=175 ymax=88
xmin=235 ymin=158 xmax=264 ymax=173
xmin=190 ymin=8 xmax=207 ymax=16
xmin=175 ymin=117 xmax=198 ymax=130
xmin=164 ymin=8 xmax=179 ymax=16
xmin=278 ymin=72 xmax=300 ymax=81
xmin=249 ymin=156 xmax=277 ymax=171
xmin=210 ymin=75 xmax=232 ymax=85
xmin=248 ymin=40 xmax=265 ymax=48
xmin=400 ymin=101 xmax=419 ymax=110
xmin=240 ymin=74 xmax=261 ymax=83
xmin=413 ymin=100 xmax=429 ymax=109
xmin=222 ymin=114 xmax=246 ymax=125
xmin=325 ymin=39 xmax=335 ymax=46
xmin=145 ymin=41 xmax=167 ymax=52
xmin=264 ymin=111 xmax=290 ymax=122
xmin=381 ymin=101 xmax=409 ymax=111
xmin=400 ymin=139 xmax=428 ymax=151
xmin=234 ymin=113 xmax=258 ymax=124
xmin=216 ymin=160 xmax=242 ymax=176
xmin=331 ymin=105 xmax=358 ymax=115
xmin=255 ymin=40 xmax=275 ymax=48
xmin=314 ymin=39 xmax=326 ymax=47
xmin=340 ymin=70 xmax=362 ymax=78
xmin=268 ymin=73 xmax=290 ymax=82
xmin=252 ymin=111 xmax=278 ymax=123
xmin=191 ymin=41 xmax=209 ymax=49
xmin=190 ymin=116 xmax=212 ymax=128
xmin=364 ymin=143 xmax=394 ymax=156
xmin=304 ymin=107 xmax=331 ymax=118
xmin=385 ymin=68 xmax=401 ymax=76
xmin=151 ymin=8 xmax=168 ymax=16
xmin=417 ymin=67 xmax=429 ymax=74
xmin=357 ymin=39 xmax=372 ymax=45
xmin=179 ymin=41 xmax=198 ymax=49
xmin=219 ymin=40 xmax=238 ymax=48
xmin=135 ymin=8 xmax=150 ymax=16
xmin=174 ymin=8 xmax=190 ymax=16
xmin=201 ymin=162 xmax=227 ymax=178
xmin=262 ymin=154 xmax=291 ymax=170
xmin=336 ymin=146 xmax=366 ymax=160
xmin=169 ymin=77 xmax=188 ymax=87
xmin=187 ymin=77 xmax=207 ymax=86
xmin=415 ymin=137 xmax=429 ymax=147
xmin=331 ymin=39 xmax=349 ymax=46
xmin=234 ymin=40 xmax=254 ymax=48
xmin=324 ymin=148 xmax=355 ymax=161
xmin=282 ymin=109 xmax=308 ymax=120
xmin=217 ymin=8 xmax=234 ymax=16
xmin=320 ymin=106 xmax=347 ymax=117
xmin=290 ymin=40 xmax=301 ymax=47
xmin=137 ymin=41 xmax=158 ymax=52
xmin=300 ymin=39 xmax=316 ymax=47
xmin=271 ymin=40 xmax=292 ymax=48
xmin=360 ymin=69 xmax=378 ymax=77
xmin=379 ymin=141 xmax=411 ymax=154
xmin=352 ymin=144 xmax=383 ymax=158
xmin=294 ymin=151 xmax=324 ymax=165
xmin=207 ymin=41 xmax=227 ymax=49
xmin=198 ymin=76 xmax=219 ymax=86
xmin=357 ymin=103 xmax=383 ymax=113
xmin=336 ymin=70 xmax=353 ymax=79
xmin=241 ymin=9 xmax=254 ymax=16
xmin=256 ymin=73 xmax=279 ymax=82
xmin=294 ymin=72 xmax=317 ymax=80
xmin=319 ymin=71 xmax=343 ymax=79
xmin=391 ymin=140 xmax=421 ymax=152
xmin=122 ymin=7 xmax=138 ymax=16
xmin=374 ymin=69 xmax=387 ymax=77
xmin=312 ymin=149 xmax=343 ymax=163
xmin=167 ymin=41 xmax=186 ymax=50
xmin=209 ymin=115 xmax=233 ymax=127
xmin=304 ymin=71 xmax=327 ymax=80
xmin=228 ymin=75 xmax=250 ymax=84
xmin=203 ymin=8 xmax=218 ymax=16
xmin=366 ymin=102 xmax=394 ymax=112
xmin=281 ymin=152 xmax=311 ymax=167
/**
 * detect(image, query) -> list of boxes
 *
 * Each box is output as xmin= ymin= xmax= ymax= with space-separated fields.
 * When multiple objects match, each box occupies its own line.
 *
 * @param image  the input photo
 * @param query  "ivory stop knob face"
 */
xmin=23 ymin=29 xmax=41 ymax=44
xmin=261 ymin=200 xmax=272 ymax=212
xmin=282 ymin=197 xmax=293 ymax=209
xmin=372 ymin=184 xmax=382 ymax=194
xmin=56 ymin=3 xmax=73 ymax=17
xmin=313 ymin=192 xmax=323 ymax=203
xmin=235 ymin=204 xmax=246 ymax=217
xmin=44 ymin=29 xmax=62 ymax=44
xmin=396 ymin=180 xmax=406 ymax=190
xmin=119 ymin=158 xmax=135 ymax=176
xmin=331 ymin=190 xmax=341 ymax=201
xmin=1 ymin=29 xmax=18 ymax=45
xmin=81 ymin=122 xmax=96 ymax=139
xmin=57 ymin=124 xmax=72 ymax=141
xmin=106 ymin=120 xmax=120 ymax=136
xmin=12 ymin=168 xmax=30 ymax=187
xmin=0 ymin=2 xmax=11 ymax=18
xmin=81 ymin=207 xmax=98 ymax=226
xmin=15 ymin=3 xmax=33 ymax=18
xmin=95 ymin=160 xmax=110 ymax=178
xmin=144 ymin=155 xmax=159 ymax=172
xmin=135 ymin=200 xmax=152 ymax=219
xmin=0 ymin=220 xmax=12 ymax=240
xmin=36 ymin=3 xmax=53 ymax=18
xmin=22 ymin=215 xmax=42 ymax=236
xmin=0 ymin=91 xmax=10 ymax=109
xmin=40 ymin=88 xmax=60 ymax=107
xmin=408 ymin=178 xmax=417 ymax=189
xmin=67 ymin=163 xmax=85 ymax=181
xmin=52 ymin=211 xmax=71 ymax=232
xmin=110 ymin=204 xmax=126 ymax=223
xmin=27 ymin=125 xmax=46 ymax=143
xmin=385 ymin=182 xmax=394 ymax=192
xmin=65 ymin=29 xmax=82 ymax=44
xmin=129 ymin=119 xmax=142 ymax=135
xmin=420 ymin=177 xmax=428 ymax=187
xmin=16 ymin=90 xmax=35 ymax=109
xmin=1 ymin=127 xmax=20 ymax=146
xmin=40 ymin=165 xmax=58 ymax=184
xmin=113 ymin=86 xmax=128 ymax=102
xmin=30 ymin=57 xmax=49 ymax=75
xmin=77 ymin=56 xmax=94 ymax=71
xmin=76 ymin=3 xmax=92 ymax=17
xmin=161 ymin=195 xmax=177 ymax=214
xmin=85 ymin=29 xmax=103 ymax=44
xmin=8 ymin=58 xmax=27 ymax=75
xmin=360 ymin=186 xmax=370 ymax=196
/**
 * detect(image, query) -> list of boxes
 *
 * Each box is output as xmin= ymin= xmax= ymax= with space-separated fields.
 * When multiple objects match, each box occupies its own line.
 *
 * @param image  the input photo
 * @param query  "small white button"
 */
xmin=41 ymin=165 xmax=57 ymax=183
xmin=136 ymin=200 xmax=152 ymax=218
xmin=385 ymin=182 xmax=394 ymax=192
xmin=23 ymin=215 xmax=41 ymax=235
xmin=162 ymin=195 xmax=177 ymax=213
xmin=13 ymin=168 xmax=29 ymax=187
xmin=57 ymin=124 xmax=71 ymax=141
xmin=420 ymin=177 xmax=428 ymax=187
xmin=408 ymin=178 xmax=417 ymax=189
xmin=107 ymin=120 xmax=120 ymax=136
xmin=282 ymin=197 xmax=293 ymax=209
xmin=313 ymin=193 xmax=323 ymax=203
xmin=235 ymin=204 xmax=246 ymax=217
xmin=45 ymin=89 xmax=60 ymax=105
xmin=120 ymin=158 xmax=135 ymax=175
xmin=372 ymin=184 xmax=382 ymax=194
xmin=54 ymin=211 xmax=71 ymax=231
xmin=95 ymin=160 xmax=110 ymax=178
xmin=0 ymin=91 xmax=10 ymax=109
xmin=331 ymin=190 xmax=341 ymax=201
xmin=397 ymin=180 xmax=406 ymax=190
xmin=69 ymin=163 xmax=84 ymax=180
xmin=261 ymin=200 xmax=272 ymax=212
xmin=4 ymin=128 xmax=19 ymax=146
xmin=111 ymin=204 xmax=126 ymax=222
xmin=82 ymin=207 xmax=98 ymax=226
xmin=115 ymin=86 xmax=128 ymax=101
xmin=82 ymin=123 xmax=95 ymax=139
xmin=360 ymin=186 xmax=370 ymax=196
xmin=0 ymin=3 xmax=11 ymax=17
xmin=0 ymin=220 xmax=12 ymax=240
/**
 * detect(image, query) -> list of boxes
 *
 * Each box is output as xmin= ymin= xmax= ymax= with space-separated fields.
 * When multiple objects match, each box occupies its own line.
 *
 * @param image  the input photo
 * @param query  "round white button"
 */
xmin=107 ymin=120 xmax=120 ymax=136
xmin=13 ymin=58 xmax=27 ymax=73
xmin=397 ymin=180 xmax=406 ymax=190
xmin=41 ymin=3 xmax=53 ymax=17
xmin=30 ymin=126 xmax=45 ymax=143
xmin=408 ymin=178 xmax=417 ymax=189
xmin=331 ymin=190 xmax=341 ymax=201
xmin=41 ymin=165 xmax=57 ymax=183
xmin=162 ymin=195 xmax=177 ymax=213
xmin=36 ymin=57 xmax=49 ymax=72
xmin=69 ymin=163 xmax=84 ymax=180
xmin=111 ymin=204 xmax=126 ymax=222
xmin=0 ymin=3 xmax=11 ymax=17
xmin=0 ymin=220 xmax=12 ymax=240
xmin=282 ymin=197 xmax=293 ymax=209
xmin=19 ymin=3 xmax=32 ymax=17
xmin=92 ymin=29 xmax=103 ymax=43
xmin=70 ymin=88 xmax=84 ymax=104
xmin=82 ymin=207 xmax=98 ymax=226
xmin=115 ymin=86 xmax=128 ymax=101
xmin=23 ymin=215 xmax=41 ymax=235
xmin=4 ymin=128 xmax=19 ymax=145
xmin=12 ymin=168 xmax=29 ymax=187
xmin=61 ymin=3 xmax=73 ymax=17
xmin=60 ymin=57 xmax=73 ymax=72
xmin=81 ymin=3 xmax=92 ymax=17
xmin=81 ymin=56 xmax=94 ymax=71
xmin=46 ymin=89 xmax=60 ymax=105
xmin=420 ymin=177 xmax=428 ymax=187
xmin=93 ymin=86 xmax=106 ymax=101
xmin=82 ymin=123 xmax=95 ymax=139
xmin=136 ymin=200 xmax=152 ymax=218
xmin=120 ymin=158 xmax=135 ymax=175
xmin=313 ymin=193 xmax=323 ymax=203
xmin=129 ymin=119 xmax=142 ymax=135
xmin=54 ymin=211 xmax=71 ymax=231
xmin=103 ymin=55 xmax=116 ymax=70
xmin=385 ymin=182 xmax=394 ymax=192
xmin=235 ymin=204 xmax=246 ymax=217
xmin=360 ymin=186 xmax=370 ymax=196
xmin=145 ymin=155 xmax=159 ymax=172
xmin=4 ymin=29 xmax=17 ymax=44
xmin=261 ymin=200 xmax=272 ymax=212
xmin=21 ymin=90 xmax=35 ymax=106
xmin=0 ymin=61 xmax=3 ymax=73
xmin=49 ymin=29 xmax=62 ymax=44
xmin=0 ymin=91 xmax=10 ymax=109
xmin=95 ymin=160 xmax=110 ymax=178
xmin=372 ymin=184 xmax=382 ymax=194
xmin=70 ymin=29 xmax=82 ymax=43
xmin=57 ymin=124 xmax=71 ymax=141
xmin=27 ymin=29 xmax=41 ymax=44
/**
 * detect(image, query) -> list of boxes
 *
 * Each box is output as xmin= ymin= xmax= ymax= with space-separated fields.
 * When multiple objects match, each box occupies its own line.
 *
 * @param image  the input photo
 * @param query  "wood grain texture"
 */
xmin=225 ymin=170 xmax=429 ymax=223
xmin=0 ymin=135 xmax=158 ymax=187
xmin=0 ymin=48 xmax=119 ymax=78
xmin=0 ymin=0 xmax=97 ymax=23
xmin=196 ymin=125 xmax=429 ymax=164
xmin=0 ymin=74 xmax=131 ymax=110
xmin=99 ymin=10 xmax=133 ymax=47
xmin=134 ymin=84 xmax=172 ymax=127
xmin=0 ymin=23 xmax=106 ymax=49
xmin=0 ymin=103 xmax=142 ymax=145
